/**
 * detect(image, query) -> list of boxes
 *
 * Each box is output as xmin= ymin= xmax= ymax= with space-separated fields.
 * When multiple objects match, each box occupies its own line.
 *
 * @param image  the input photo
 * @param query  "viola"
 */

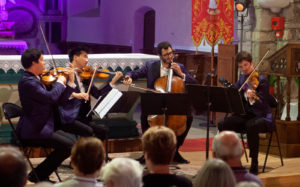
xmin=40 ymin=67 xmax=72 ymax=86
xmin=248 ymin=71 xmax=260 ymax=100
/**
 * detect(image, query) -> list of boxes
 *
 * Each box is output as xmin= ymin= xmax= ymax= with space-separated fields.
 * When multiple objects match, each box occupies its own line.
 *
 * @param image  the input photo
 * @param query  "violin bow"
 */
xmin=238 ymin=49 xmax=270 ymax=92
xmin=39 ymin=25 xmax=58 ymax=74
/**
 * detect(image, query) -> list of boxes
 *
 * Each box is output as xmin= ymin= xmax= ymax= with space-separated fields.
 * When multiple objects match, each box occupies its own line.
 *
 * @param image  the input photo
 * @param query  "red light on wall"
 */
xmin=272 ymin=17 xmax=284 ymax=38
xmin=272 ymin=17 xmax=284 ymax=30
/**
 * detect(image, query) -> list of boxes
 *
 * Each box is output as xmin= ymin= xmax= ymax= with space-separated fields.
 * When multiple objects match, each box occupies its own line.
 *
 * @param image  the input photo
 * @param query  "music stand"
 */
xmin=187 ymin=84 xmax=245 ymax=159
xmin=88 ymin=91 xmax=140 ymax=162
xmin=140 ymin=93 xmax=190 ymax=126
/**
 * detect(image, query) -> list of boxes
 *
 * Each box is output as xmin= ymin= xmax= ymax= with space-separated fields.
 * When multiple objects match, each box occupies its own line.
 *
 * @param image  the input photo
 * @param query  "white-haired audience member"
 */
xmin=0 ymin=145 xmax=27 ymax=187
xmin=54 ymin=137 xmax=105 ymax=187
xmin=142 ymin=126 xmax=192 ymax=187
xmin=236 ymin=181 xmax=261 ymax=187
xmin=212 ymin=131 xmax=263 ymax=186
xmin=193 ymin=158 xmax=236 ymax=187
xmin=100 ymin=157 xmax=143 ymax=187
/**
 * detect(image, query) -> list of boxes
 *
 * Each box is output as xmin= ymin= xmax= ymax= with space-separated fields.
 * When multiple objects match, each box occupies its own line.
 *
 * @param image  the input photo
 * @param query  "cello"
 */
xmin=147 ymin=61 xmax=187 ymax=136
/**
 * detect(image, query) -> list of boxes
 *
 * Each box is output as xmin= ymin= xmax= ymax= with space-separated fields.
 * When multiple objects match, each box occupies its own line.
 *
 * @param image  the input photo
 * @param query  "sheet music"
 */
xmin=94 ymin=88 xmax=123 ymax=119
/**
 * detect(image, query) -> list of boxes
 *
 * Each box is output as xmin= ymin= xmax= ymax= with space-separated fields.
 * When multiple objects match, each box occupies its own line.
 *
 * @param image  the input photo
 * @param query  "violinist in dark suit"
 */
xmin=58 ymin=46 xmax=123 ymax=140
xmin=124 ymin=41 xmax=198 ymax=163
xmin=16 ymin=48 xmax=76 ymax=182
xmin=218 ymin=51 xmax=272 ymax=174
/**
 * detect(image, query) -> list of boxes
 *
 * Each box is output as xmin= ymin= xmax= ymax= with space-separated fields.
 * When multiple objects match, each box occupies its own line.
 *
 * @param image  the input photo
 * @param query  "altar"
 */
xmin=0 ymin=40 xmax=27 ymax=55
xmin=0 ymin=53 xmax=160 ymax=84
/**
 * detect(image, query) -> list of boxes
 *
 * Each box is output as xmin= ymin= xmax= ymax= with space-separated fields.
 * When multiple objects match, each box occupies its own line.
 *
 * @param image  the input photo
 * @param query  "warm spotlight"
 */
xmin=235 ymin=0 xmax=251 ymax=12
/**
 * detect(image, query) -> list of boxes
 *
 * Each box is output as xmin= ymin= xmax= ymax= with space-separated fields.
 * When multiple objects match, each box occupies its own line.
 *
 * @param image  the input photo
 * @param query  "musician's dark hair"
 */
xmin=68 ymin=46 xmax=90 ymax=62
xmin=21 ymin=48 xmax=44 ymax=69
xmin=157 ymin=41 xmax=172 ymax=56
xmin=235 ymin=51 xmax=252 ymax=64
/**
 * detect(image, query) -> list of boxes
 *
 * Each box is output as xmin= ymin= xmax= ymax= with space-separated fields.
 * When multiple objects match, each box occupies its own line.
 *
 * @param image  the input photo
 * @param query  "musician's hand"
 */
xmin=72 ymin=92 xmax=89 ymax=101
xmin=63 ymin=67 xmax=75 ymax=84
xmin=122 ymin=75 xmax=132 ymax=85
xmin=111 ymin=71 xmax=123 ymax=85
xmin=171 ymin=62 xmax=185 ymax=79
xmin=57 ymin=75 xmax=66 ymax=85
xmin=246 ymin=89 xmax=256 ymax=100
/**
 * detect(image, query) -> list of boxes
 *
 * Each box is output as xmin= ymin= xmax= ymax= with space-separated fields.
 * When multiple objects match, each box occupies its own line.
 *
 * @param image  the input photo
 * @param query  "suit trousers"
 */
xmin=22 ymin=130 xmax=75 ymax=180
xmin=60 ymin=120 xmax=107 ymax=141
xmin=218 ymin=114 xmax=268 ymax=160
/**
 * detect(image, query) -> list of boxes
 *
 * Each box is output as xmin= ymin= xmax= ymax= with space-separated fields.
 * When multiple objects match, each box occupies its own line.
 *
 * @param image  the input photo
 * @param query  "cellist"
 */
xmin=124 ymin=41 xmax=198 ymax=164
xmin=218 ymin=51 xmax=272 ymax=175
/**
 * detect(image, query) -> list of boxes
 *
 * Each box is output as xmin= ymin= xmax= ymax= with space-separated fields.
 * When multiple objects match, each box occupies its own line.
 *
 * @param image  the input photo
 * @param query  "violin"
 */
xmin=77 ymin=66 xmax=116 ymax=80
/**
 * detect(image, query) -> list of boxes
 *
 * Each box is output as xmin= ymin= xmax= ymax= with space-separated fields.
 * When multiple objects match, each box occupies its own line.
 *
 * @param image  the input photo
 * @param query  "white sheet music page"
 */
xmin=94 ymin=88 xmax=123 ymax=119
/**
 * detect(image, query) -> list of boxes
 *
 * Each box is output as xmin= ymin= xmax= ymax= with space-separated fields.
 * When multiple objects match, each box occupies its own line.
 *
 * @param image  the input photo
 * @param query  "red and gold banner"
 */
xmin=192 ymin=0 xmax=234 ymax=47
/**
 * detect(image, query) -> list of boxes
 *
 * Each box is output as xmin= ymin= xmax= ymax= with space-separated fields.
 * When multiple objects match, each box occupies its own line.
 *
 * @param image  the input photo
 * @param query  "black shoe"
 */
xmin=173 ymin=151 xmax=190 ymax=164
xmin=250 ymin=160 xmax=258 ymax=175
xmin=136 ymin=155 xmax=145 ymax=164
xmin=28 ymin=171 xmax=39 ymax=183
xmin=28 ymin=171 xmax=56 ymax=183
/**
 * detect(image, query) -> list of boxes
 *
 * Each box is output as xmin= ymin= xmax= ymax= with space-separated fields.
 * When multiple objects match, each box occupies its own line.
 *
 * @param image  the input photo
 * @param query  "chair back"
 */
xmin=2 ymin=103 xmax=22 ymax=120
xmin=2 ymin=103 xmax=23 ymax=143
xmin=268 ymin=95 xmax=278 ymax=120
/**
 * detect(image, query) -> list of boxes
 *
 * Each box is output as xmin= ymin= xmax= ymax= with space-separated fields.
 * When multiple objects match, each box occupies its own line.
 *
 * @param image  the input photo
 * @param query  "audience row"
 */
xmin=0 ymin=127 xmax=263 ymax=187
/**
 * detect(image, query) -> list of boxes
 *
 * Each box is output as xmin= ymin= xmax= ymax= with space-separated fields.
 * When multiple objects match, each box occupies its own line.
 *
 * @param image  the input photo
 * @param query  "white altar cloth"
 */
xmin=0 ymin=53 xmax=160 ymax=72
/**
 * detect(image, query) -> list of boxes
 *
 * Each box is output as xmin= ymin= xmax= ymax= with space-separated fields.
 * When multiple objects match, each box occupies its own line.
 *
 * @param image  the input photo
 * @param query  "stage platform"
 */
xmin=27 ymin=149 xmax=300 ymax=187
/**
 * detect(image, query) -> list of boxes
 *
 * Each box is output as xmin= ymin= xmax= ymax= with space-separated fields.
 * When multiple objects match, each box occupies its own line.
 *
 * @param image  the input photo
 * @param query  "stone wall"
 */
xmin=239 ymin=0 xmax=300 ymax=71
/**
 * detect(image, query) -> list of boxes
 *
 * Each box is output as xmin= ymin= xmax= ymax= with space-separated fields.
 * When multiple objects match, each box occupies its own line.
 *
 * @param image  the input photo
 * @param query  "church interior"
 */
xmin=0 ymin=0 xmax=300 ymax=186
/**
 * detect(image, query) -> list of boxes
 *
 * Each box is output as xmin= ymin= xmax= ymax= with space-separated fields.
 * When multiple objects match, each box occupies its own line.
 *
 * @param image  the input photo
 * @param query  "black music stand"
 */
xmin=187 ymin=84 xmax=245 ymax=159
xmin=140 ymin=93 xmax=190 ymax=126
xmin=87 ymin=91 xmax=140 ymax=162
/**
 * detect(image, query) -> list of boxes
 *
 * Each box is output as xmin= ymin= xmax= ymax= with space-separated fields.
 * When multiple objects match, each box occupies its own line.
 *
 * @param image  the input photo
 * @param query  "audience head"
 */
xmin=68 ymin=46 xmax=89 ymax=62
xmin=142 ymin=126 xmax=177 ymax=165
xmin=236 ymin=181 xmax=261 ymax=187
xmin=0 ymin=145 xmax=27 ymax=187
xmin=21 ymin=48 xmax=44 ymax=70
xmin=71 ymin=137 xmax=105 ymax=176
xmin=212 ymin=131 xmax=243 ymax=162
xmin=100 ymin=157 xmax=143 ymax=187
xmin=193 ymin=158 xmax=236 ymax=187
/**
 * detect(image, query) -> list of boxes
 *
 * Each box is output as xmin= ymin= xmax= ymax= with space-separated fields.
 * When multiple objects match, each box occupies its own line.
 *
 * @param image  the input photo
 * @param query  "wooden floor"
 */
xmin=180 ymin=150 xmax=300 ymax=187
xmin=27 ymin=150 xmax=300 ymax=187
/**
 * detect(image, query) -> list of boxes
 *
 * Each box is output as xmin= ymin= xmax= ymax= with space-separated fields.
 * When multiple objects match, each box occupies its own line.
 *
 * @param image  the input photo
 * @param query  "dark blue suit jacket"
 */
xmin=235 ymin=74 xmax=272 ymax=126
xmin=127 ymin=60 xmax=198 ymax=89
xmin=58 ymin=78 xmax=112 ymax=124
xmin=16 ymin=71 xmax=73 ymax=139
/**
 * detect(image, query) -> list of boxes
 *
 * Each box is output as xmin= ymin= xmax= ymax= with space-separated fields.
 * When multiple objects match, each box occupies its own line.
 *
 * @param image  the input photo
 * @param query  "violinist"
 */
xmin=124 ymin=41 xmax=198 ymax=164
xmin=16 ymin=48 xmax=76 ymax=182
xmin=218 ymin=51 xmax=272 ymax=175
xmin=57 ymin=46 xmax=123 ymax=141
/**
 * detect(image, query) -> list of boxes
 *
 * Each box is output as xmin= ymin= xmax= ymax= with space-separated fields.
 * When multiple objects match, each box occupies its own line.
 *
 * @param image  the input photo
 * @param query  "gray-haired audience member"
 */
xmin=212 ymin=131 xmax=263 ymax=186
xmin=0 ymin=146 xmax=27 ymax=187
xmin=193 ymin=158 xmax=236 ymax=187
xmin=236 ymin=181 xmax=261 ymax=187
xmin=55 ymin=137 xmax=105 ymax=187
xmin=100 ymin=157 xmax=143 ymax=187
